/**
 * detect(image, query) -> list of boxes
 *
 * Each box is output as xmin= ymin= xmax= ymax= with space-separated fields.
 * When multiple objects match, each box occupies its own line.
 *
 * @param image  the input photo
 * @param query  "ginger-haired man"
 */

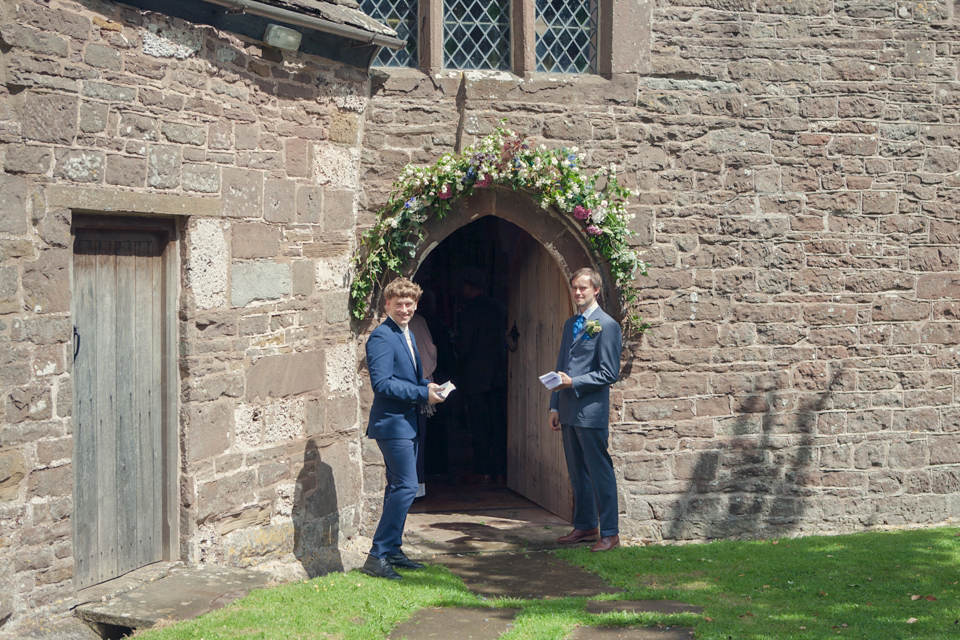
xmin=361 ymin=277 xmax=445 ymax=579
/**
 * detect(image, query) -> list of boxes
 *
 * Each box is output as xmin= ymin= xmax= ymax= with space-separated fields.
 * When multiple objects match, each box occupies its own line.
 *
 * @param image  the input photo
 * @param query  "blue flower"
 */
xmin=404 ymin=197 xmax=417 ymax=209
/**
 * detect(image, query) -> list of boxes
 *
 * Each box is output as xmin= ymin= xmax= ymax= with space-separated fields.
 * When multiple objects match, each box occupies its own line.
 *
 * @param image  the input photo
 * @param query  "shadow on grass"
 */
xmin=561 ymin=527 xmax=960 ymax=639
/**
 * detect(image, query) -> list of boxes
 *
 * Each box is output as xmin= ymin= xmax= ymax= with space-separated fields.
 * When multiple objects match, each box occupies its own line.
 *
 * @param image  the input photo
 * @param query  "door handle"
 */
xmin=73 ymin=325 xmax=80 ymax=361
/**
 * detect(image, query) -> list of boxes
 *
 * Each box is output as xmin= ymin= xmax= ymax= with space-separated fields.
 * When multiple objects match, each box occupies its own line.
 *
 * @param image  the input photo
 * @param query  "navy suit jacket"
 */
xmin=365 ymin=316 xmax=430 ymax=440
xmin=549 ymin=306 xmax=622 ymax=429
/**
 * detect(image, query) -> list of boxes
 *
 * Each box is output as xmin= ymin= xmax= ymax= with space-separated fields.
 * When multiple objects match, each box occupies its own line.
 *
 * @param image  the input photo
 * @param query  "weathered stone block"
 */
xmin=329 ymin=111 xmax=359 ymax=144
xmin=232 ymin=222 xmax=280 ymax=259
xmin=264 ymin=179 xmax=296 ymax=223
xmin=105 ymin=154 xmax=146 ymax=187
xmin=20 ymin=93 xmax=77 ymax=145
xmin=82 ymin=81 xmax=137 ymax=103
xmin=162 ymin=121 xmax=206 ymax=146
xmin=246 ymin=352 xmax=324 ymax=401
xmin=22 ymin=248 xmax=69 ymax=313
xmin=182 ymin=163 xmax=220 ymax=193
xmin=231 ymin=260 xmax=291 ymax=307
xmin=54 ymin=149 xmax=104 ymax=183
xmin=861 ymin=191 xmax=897 ymax=214
xmin=208 ymin=120 xmax=233 ymax=150
xmin=83 ymin=44 xmax=122 ymax=70
xmin=147 ymin=145 xmax=182 ymax=189
xmin=292 ymin=260 xmax=315 ymax=297
xmin=285 ymin=138 xmax=311 ymax=177
xmin=5 ymin=385 xmax=53 ymax=422
xmin=4 ymin=145 xmax=52 ymax=175
xmin=918 ymin=273 xmax=960 ymax=300
xmin=0 ymin=449 xmax=26 ymax=501
xmin=872 ymin=297 xmax=930 ymax=322
xmin=15 ymin=3 xmax=90 ymax=39
xmin=296 ymin=185 xmax=322 ymax=224
xmin=930 ymin=436 xmax=960 ymax=465
xmin=222 ymin=167 xmax=263 ymax=219
xmin=183 ymin=401 xmax=231 ymax=463
xmin=0 ymin=173 xmax=30 ymax=233
xmin=322 ymin=189 xmax=356 ymax=231
xmin=0 ymin=23 xmax=68 ymax=57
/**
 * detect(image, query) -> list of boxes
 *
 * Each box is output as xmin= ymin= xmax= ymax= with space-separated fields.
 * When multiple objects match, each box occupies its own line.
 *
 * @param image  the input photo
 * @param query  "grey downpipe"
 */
xmin=204 ymin=0 xmax=406 ymax=49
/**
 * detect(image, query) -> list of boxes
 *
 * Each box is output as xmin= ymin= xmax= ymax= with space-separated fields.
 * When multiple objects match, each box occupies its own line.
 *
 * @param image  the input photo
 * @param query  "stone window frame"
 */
xmin=386 ymin=0 xmax=650 ymax=77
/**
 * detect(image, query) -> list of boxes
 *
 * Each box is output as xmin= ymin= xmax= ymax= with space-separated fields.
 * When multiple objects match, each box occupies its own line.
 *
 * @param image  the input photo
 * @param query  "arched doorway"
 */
xmin=408 ymin=192 xmax=584 ymax=521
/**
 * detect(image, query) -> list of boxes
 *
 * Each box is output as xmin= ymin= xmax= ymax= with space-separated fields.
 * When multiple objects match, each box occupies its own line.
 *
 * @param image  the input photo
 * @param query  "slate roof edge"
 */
xmin=203 ymin=0 xmax=405 ymax=49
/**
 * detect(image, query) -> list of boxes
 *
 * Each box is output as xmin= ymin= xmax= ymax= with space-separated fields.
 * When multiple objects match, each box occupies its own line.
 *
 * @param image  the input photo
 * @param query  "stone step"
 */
xmin=73 ymin=564 xmax=271 ymax=636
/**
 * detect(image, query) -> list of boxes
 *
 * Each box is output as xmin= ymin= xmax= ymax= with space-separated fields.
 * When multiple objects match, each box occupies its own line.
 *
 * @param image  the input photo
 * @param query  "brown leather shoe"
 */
xmin=590 ymin=535 xmax=620 ymax=552
xmin=556 ymin=527 xmax=599 ymax=544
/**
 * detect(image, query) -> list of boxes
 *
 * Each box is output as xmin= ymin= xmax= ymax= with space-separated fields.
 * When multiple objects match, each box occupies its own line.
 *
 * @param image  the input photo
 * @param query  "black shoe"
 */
xmin=387 ymin=551 xmax=425 ymax=570
xmin=360 ymin=554 xmax=402 ymax=580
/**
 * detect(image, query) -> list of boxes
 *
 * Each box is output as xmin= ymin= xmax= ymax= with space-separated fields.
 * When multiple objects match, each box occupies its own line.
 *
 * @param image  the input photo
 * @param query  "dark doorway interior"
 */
xmin=412 ymin=216 xmax=521 ymax=507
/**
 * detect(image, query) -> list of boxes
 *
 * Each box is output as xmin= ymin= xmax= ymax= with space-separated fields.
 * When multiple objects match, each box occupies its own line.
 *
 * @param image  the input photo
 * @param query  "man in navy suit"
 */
xmin=362 ymin=278 xmax=445 ymax=579
xmin=549 ymin=268 xmax=623 ymax=552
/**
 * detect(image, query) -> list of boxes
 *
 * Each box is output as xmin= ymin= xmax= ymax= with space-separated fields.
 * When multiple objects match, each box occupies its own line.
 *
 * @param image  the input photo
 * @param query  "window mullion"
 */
xmin=513 ymin=0 xmax=535 ymax=77
xmin=421 ymin=0 xmax=444 ymax=72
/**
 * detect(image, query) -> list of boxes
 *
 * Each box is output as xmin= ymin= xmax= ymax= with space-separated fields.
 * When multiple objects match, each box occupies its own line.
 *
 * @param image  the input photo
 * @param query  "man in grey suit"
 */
xmin=548 ymin=268 xmax=623 ymax=552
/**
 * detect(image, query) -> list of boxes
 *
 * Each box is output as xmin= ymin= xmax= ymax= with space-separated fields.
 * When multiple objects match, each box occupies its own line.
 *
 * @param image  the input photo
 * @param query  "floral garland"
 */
xmin=350 ymin=125 xmax=649 ymax=332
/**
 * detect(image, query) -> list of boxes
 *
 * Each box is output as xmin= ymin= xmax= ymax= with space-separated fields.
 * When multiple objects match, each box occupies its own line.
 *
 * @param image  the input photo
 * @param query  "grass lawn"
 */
xmin=135 ymin=527 xmax=960 ymax=639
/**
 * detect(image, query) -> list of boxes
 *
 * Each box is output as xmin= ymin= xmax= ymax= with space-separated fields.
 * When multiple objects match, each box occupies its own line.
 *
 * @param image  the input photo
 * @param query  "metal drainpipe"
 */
xmin=204 ymin=0 xmax=406 ymax=50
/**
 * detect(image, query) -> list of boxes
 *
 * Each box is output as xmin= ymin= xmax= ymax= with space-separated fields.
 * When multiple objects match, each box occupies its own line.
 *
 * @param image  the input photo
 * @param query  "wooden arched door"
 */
xmin=507 ymin=234 xmax=574 ymax=521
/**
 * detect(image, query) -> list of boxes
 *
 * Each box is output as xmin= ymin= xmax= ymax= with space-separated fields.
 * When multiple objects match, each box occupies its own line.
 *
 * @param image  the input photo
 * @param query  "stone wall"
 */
xmin=0 ymin=0 xmax=371 ymax=629
xmin=362 ymin=0 xmax=960 ymax=543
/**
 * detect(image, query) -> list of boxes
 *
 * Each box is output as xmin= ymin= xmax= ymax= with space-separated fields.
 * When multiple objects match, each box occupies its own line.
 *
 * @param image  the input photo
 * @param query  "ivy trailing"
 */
xmin=350 ymin=125 xmax=649 ymax=332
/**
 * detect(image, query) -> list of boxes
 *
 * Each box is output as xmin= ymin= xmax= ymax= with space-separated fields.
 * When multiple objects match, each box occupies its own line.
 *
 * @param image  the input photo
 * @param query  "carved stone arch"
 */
xmin=382 ymin=186 xmax=623 ymax=317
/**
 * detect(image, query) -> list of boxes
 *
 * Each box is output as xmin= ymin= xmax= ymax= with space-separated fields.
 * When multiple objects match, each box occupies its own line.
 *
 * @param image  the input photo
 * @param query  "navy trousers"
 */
xmin=561 ymin=424 xmax=619 ymax=537
xmin=370 ymin=437 xmax=419 ymax=558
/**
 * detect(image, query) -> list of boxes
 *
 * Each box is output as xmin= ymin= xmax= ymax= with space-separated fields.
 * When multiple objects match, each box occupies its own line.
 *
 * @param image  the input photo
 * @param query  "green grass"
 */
xmin=136 ymin=527 xmax=960 ymax=639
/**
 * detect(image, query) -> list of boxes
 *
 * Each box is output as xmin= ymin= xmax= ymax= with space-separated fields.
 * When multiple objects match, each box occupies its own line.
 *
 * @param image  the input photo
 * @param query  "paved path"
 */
xmin=386 ymin=550 xmax=700 ymax=640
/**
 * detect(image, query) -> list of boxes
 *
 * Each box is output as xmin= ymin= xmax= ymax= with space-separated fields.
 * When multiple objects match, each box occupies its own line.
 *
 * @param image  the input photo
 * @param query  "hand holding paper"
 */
xmin=437 ymin=380 xmax=456 ymax=399
xmin=539 ymin=371 xmax=562 ymax=390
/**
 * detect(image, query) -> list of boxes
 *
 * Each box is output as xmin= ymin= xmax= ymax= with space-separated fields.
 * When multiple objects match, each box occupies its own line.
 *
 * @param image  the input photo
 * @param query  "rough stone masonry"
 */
xmin=1 ymin=0 xmax=960 ymax=633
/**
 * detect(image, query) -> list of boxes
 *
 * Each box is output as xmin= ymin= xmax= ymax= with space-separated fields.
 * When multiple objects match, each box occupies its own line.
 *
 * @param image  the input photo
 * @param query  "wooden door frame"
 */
xmin=70 ymin=213 xmax=180 ymax=583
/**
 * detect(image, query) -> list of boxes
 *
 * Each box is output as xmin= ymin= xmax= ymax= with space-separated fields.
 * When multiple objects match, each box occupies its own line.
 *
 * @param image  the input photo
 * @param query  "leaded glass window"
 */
xmin=361 ymin=0 xmax=418 ymax=67
xmin=535 ymin=0 xmax=598 ymax=74
xmin=444 ymin=0 xmax=511 ymax=70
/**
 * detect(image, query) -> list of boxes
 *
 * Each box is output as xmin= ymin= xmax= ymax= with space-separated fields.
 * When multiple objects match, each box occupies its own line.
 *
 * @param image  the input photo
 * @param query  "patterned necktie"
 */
xmin=572 ymin=313 xmax=585 ymax=340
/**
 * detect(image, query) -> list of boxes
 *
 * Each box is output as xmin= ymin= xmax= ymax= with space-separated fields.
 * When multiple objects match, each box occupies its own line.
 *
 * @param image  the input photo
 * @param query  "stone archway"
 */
xmin=392 ymin=186 xmax=619 ymax=520
xmin=404 ymin=187 xmax=621 ymax=312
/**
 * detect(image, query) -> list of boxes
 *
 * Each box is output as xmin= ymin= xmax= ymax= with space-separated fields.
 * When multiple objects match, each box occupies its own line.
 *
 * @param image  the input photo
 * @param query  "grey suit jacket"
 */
xmin=549 ymin=306 xmax=622 ymax=429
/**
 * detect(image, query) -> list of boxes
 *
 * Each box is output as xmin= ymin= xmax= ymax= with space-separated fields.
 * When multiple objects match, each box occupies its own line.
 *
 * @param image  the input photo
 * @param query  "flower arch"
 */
xmin=350 ymin=126 xmax=649 ymax=331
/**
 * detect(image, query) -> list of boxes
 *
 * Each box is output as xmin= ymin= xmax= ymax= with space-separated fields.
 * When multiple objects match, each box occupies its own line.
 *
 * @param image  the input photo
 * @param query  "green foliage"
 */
xmin=350 ymin=125 xmax=649 ymax=332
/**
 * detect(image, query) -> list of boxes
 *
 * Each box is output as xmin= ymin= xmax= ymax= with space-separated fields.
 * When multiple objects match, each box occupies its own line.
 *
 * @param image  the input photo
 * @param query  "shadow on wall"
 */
xmin=292 ymin=439 xmax=343 ymax=576
xmin=666 ymin=372 xmax=846 ymax=541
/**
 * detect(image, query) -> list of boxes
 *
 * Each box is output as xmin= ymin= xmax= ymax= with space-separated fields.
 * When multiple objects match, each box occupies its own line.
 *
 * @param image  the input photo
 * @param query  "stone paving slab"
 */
xmin=439 ymin=552 xmax=622 ymax=599
xmin=586 ymin=601 xmax=704 ymax=615
xmin=568 ymin=626 xmax=695 ymax=639
xmin=388 ymin=607 xmax=518 ymax=640
xmin=406 ymin=508 xmax=572 ymax=556
xmin=74 ymin=564 xmax=271 ymax=629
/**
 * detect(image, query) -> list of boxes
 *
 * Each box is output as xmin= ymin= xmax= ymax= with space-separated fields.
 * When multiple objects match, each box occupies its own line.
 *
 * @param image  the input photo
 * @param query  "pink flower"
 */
xmin=476 ymin=174 xmax=492 ymax=188
xmin=438 ymin=184 xmax=453 ymax=200
xmin=573 ymin=205 xmax=590 ymax=220
xmin=585 ymin=225 xmax=601 ymax=236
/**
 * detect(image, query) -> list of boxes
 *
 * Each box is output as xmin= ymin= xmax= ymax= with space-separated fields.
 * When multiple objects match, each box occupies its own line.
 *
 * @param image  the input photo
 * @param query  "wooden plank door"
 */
xmin=507 ymin=235 xmax=574 ymax=521
xmin=73 ymin=227 xmax=168 ymax=588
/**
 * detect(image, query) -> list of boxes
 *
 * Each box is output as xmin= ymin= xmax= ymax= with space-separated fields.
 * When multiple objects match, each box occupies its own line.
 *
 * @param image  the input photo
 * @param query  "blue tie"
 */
xmin=572 ymin=313 xmax=585 ymax=340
